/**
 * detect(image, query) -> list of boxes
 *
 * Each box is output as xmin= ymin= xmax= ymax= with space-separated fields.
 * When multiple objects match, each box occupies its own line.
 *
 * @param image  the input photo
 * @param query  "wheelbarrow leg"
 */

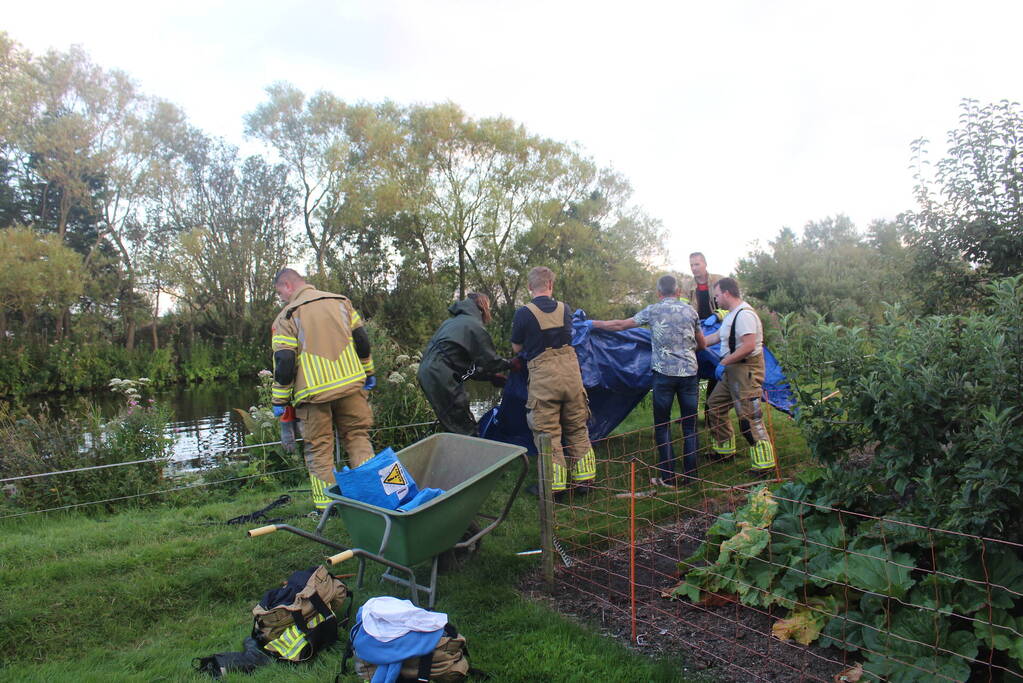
xmin=356 ymin=556 xmax=367 ymax=589
xmin=426 ymin=556 xmax=439 ymax=609
xmin=315 ymin=500 xmax=341 ymax=534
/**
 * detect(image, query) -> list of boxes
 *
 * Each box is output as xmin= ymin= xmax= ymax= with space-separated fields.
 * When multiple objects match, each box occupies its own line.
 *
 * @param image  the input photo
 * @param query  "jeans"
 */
xmin=652 ymin=371 xmax=699 ymax=483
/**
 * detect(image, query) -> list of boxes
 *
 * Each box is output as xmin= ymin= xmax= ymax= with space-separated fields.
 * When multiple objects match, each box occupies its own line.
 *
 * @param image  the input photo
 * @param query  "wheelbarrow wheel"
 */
xmin=437 ymin=521 xmax=483 ymax=573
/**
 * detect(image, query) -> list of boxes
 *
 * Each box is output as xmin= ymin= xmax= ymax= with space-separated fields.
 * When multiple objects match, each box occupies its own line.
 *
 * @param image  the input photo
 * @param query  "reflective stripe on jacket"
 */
xmin=271 ymin=285 xmax=371 ymax=405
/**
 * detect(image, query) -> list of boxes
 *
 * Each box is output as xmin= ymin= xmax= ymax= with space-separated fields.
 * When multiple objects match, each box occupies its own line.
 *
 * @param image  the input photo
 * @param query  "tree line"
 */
xmin=0 ymin=34 xmax=662 ymax=394
xmin=1 ymin=30 xmax=1020 ymax=396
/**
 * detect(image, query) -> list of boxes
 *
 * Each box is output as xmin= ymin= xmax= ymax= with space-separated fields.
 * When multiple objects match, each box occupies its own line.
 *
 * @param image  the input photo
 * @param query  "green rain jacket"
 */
xmin=417 ymin=299 xmax=508 ymax=391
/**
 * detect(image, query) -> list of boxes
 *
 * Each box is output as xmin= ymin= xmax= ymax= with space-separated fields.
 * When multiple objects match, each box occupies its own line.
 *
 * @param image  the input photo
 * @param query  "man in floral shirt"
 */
xmin=592 ymin=275 xmax=705 ymax=486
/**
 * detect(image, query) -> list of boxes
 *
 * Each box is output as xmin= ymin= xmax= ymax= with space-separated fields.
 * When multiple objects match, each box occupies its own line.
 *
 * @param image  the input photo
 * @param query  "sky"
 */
xmin=5 ymin=0 xmax=1022 ymax=275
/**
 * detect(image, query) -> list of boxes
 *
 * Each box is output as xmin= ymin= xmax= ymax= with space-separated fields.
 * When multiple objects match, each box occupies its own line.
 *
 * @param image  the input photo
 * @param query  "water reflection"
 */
xmin=29 ymin=380 xmax=500 ymax=473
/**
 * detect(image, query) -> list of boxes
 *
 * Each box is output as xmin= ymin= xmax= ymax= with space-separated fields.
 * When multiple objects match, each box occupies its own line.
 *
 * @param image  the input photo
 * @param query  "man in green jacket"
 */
xmin=417 ymin=293 xmax=510 ymax=436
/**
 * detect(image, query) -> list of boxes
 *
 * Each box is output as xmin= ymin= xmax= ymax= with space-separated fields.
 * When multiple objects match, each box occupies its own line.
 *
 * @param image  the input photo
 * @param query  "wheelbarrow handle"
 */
xmin=327 ymin=549 xmax=355 ymax=566
xmin=247 ymin=525 xmax=279 ymax=537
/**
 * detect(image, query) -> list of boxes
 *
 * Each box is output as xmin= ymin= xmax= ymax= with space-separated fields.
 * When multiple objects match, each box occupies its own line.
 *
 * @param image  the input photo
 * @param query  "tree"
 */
xmin=0 ymin=226 xmax=84 ymax=338
xmin=737 ymin=215 xmax=912 ymax=324
xmin=245 ymin=83 xmax=367 ymax=276
xmin=159 ymin=138 xmax=300 ymax=338
xmin=903 ymin=98 xmax=1023 ymax=311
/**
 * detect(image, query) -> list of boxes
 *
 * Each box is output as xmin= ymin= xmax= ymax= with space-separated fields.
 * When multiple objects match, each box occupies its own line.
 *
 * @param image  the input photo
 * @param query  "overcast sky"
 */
xmin=6 ymin=0 xmax=1022 ymax=275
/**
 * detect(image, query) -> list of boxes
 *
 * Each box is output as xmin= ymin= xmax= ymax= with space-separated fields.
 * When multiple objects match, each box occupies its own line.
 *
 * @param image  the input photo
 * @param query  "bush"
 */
xmin=672 ymin=276 xmax=1023 ymax=681
xmin=0 ymin=390 xmax=172 ymax=513
xmin=363 ymin=322 xmax=437 ymax=448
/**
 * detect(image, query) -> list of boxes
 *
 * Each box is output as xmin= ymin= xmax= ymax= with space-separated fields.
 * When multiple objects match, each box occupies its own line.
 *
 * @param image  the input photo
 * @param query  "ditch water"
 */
xmin=27 ymin=380 xmax=500 ymax=473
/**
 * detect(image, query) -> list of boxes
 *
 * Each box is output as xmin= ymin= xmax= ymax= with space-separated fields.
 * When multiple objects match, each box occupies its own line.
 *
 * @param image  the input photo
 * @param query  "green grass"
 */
xmin=0 ymin=395 xmax=811 ymax=682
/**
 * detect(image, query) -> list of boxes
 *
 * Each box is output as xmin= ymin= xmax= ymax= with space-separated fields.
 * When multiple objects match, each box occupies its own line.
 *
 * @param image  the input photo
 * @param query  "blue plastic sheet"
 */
xmin=479 ymin=310 xmax=794 ymax=453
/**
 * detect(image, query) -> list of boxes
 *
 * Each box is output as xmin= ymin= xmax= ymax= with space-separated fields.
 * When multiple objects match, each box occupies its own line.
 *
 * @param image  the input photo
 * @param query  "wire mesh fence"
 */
xmin=0 ymin=419 xmax=438 ymax=520
xmin=541 ymin=390 xmax=1023 ymax=682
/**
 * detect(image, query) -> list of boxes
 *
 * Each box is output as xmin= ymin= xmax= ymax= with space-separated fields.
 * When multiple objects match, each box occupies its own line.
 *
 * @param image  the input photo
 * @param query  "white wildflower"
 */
xmin=395 ymin=354 xmax=410 ymax=364
xmin=387 ymin=371 xmax=404 ymax=383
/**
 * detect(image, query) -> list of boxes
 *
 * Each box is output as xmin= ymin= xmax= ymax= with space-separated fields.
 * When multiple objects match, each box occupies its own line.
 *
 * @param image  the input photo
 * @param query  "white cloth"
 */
xmin=361 ymin=596 xmax=448 ymax=643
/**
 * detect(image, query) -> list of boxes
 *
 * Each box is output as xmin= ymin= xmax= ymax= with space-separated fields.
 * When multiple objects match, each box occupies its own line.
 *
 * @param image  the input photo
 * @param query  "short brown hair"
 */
xmin=715 ymin=277 xmax=741 ymax=299
xmin=527 ymin=266 xmax=555 ymax=292
xmin=274 ymin=268 xmax=304 ymax=286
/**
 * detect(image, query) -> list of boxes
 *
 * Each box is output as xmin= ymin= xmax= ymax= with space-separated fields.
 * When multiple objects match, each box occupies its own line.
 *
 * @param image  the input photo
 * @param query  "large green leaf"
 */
xmin=861 ymin=607 xmax=978 ymax=683
xmin=973 ymin=609 xmax=1023 ymax=668
xmin=824 ymin=544 xmax=916 ymax=598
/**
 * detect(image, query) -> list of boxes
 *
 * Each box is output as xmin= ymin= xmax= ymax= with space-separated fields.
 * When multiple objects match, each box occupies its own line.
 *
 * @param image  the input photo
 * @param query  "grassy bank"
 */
xmin=0 ymin=399 xmax=808 ymax=682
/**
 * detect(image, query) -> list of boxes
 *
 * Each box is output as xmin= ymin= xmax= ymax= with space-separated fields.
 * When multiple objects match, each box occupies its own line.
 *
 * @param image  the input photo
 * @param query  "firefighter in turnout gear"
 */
xmin=702 ymin=277 xmax=776 ymax=476
xmin=510 ymin=266 xmax=597 ymax=494
xmin=271 ymin=269 xmax=375 ymax=511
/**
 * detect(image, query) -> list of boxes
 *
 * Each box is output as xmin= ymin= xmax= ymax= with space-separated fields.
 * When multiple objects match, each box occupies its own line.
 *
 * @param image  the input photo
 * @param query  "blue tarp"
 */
xmin=479 ymin=310 xmax=794 ymax=454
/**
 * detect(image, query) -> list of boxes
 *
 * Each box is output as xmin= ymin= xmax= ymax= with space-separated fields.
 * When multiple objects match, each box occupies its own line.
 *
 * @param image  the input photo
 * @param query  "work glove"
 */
xmin=508 ymin=357 xmax=524 ymax=373
xmin=364 ymin=375 xmax=377 ymax=391
xmin=490 ymin=373 xmax=507 ymax=388
xmin=714 ymin=364 xmax=726 ymax=382
xmin=272 ymin=404 xmax=286 ymax=418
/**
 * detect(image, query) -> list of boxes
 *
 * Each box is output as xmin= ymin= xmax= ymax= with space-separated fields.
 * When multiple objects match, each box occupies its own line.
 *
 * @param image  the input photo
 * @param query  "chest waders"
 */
xmin=523 ymin=302 xmax=597 ymax=491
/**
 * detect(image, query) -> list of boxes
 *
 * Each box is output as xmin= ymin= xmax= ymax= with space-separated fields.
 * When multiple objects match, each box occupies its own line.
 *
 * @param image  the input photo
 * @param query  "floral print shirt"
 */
xmin=632 ymin=297 xmax=700 ymax=377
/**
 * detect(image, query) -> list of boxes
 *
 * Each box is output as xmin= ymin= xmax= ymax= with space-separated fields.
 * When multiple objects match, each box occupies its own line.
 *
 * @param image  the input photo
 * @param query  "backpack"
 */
xmin=345 ymin=621 xmax=474 ymax=682
xmin=251 ymin=565 xmax=351 ymax=662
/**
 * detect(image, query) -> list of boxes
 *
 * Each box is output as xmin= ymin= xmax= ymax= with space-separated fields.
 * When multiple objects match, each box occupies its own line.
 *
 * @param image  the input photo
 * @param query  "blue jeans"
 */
xmin=652 ymin=372 xmax=699 ymax=483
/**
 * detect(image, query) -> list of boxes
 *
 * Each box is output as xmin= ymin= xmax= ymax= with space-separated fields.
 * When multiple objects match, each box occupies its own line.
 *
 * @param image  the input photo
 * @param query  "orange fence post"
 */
xmin=629 ymin=458 xmax=637 ymax=643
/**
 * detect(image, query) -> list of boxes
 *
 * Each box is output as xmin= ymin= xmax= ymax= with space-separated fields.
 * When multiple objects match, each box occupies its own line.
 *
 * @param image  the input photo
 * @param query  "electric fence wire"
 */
xmin=0 ymin=419 xmax=438 ymax=484
xmin=0 ymin=465 xmax=305 ymax=520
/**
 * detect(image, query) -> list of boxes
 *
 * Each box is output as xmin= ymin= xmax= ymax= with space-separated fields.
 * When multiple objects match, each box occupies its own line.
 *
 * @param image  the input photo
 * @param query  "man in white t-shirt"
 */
xmin=702 ymin=277 xmax=776 ymax=475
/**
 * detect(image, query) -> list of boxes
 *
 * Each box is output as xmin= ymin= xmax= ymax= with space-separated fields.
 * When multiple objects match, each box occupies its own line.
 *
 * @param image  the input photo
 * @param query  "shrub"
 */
xmin=672 ymin=276 xmax=1023 ymax=680
xmin=0 ymin=382 xmax=172 ymax=513
xmin=363 ymin=322 xmax=436 ymax=448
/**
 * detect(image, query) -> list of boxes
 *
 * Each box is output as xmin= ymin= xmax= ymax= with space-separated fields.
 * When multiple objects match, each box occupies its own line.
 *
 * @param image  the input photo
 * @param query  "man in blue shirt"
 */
xmin=592 ymin=274 xmax=705 ymax=486
xmin=511 ymin=266 xmax=596 ymax=495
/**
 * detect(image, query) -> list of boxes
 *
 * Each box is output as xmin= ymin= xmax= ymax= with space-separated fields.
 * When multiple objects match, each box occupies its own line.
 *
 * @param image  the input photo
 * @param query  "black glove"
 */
xmin=490 ymin=373 xmax=507 ymax=388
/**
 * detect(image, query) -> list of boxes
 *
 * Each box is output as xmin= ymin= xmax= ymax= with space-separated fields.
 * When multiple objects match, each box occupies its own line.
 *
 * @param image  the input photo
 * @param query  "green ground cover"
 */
xmin=0 ymin=397 xmax=810 ymax=683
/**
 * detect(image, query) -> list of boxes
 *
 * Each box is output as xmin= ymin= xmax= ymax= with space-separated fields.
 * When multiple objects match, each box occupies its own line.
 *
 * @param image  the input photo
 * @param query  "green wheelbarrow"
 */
xmin=249 ymin=433 xmax=527 ymax=608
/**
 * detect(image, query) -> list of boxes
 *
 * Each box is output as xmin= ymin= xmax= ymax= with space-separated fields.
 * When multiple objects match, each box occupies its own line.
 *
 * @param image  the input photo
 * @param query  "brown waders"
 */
xmin=524 ymin=303 xmax=597 ymax=491
xmin=706 ymin=353 xmax=775 ymax=471
xmin=296 ymin=392 xmax=374 ymax=510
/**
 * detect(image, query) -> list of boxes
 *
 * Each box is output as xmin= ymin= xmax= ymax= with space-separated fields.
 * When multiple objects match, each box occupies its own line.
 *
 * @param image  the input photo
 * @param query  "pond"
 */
xmin=28 ymin=379 xmax=501 ymax=472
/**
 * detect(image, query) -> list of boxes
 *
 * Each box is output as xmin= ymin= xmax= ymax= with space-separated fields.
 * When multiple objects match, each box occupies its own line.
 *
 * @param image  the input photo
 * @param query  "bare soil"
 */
xmin=521 ymin=509 xmax=857 ymax=682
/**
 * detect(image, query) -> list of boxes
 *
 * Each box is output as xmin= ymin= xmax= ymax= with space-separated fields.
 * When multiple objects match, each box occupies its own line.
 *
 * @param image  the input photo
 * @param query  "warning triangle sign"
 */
xmin=382 ymin=463 xmax=406 ymax=486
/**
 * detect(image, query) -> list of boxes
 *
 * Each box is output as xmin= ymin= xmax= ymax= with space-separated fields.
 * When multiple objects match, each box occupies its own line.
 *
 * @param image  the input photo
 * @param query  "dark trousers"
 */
xmin=652 ymin=372 xmax=699 ymax=483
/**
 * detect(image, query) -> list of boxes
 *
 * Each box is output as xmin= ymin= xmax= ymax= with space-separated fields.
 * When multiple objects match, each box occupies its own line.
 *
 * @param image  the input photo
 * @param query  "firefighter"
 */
xmin=270 ymin=268 xmax=375 ymax=511
xmin=417 ymin=293 xmax=510 ymax=436
xmin=510 ymin=266 xmax=596 ymax=495
xmin=702 ymin=277 xmax=776 ymax=475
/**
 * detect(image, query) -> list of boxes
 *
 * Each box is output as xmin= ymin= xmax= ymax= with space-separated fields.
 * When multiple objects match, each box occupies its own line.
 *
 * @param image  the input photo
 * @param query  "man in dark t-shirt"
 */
xmin=510 ymin=266 xmax=596 ymax=495
xmin=687 ymin=252 xmax=725 ymax=416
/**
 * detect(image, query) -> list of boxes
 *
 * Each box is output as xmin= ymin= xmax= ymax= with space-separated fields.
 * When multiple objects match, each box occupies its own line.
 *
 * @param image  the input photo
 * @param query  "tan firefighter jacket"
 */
xmin=271 ymin=285 xmax=374 ymax=406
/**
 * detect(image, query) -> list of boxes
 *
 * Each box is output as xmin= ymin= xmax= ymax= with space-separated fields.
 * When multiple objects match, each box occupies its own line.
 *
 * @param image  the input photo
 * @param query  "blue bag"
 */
xmin=396 ymin=488 xmax=445 ymax=512
xmin=335 ymin=447 xmax=419 ymax=510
